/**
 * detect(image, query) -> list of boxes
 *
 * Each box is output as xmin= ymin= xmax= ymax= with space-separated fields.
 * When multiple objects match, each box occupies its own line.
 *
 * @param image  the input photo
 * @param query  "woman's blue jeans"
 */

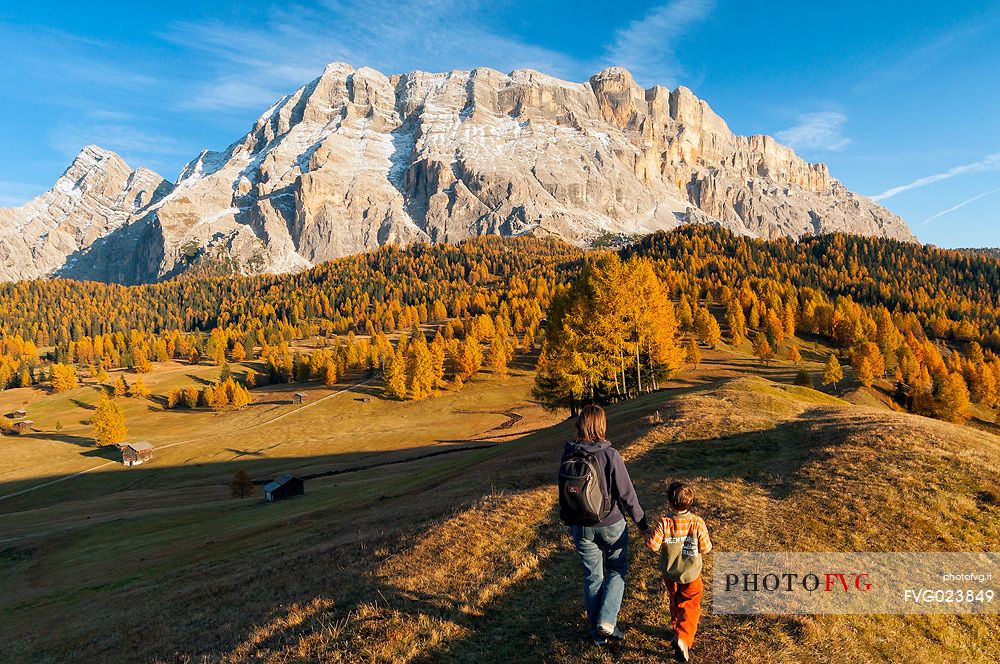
xmin=572 ymin=518 xmax=628 ymax=633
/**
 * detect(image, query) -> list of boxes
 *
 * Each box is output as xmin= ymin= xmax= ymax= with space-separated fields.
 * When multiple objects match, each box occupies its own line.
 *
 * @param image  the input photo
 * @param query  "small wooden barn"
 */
xmin=12 ymin=419 xmax=33 ymax=433
xmin=9 ymin=409 xmax=27 ymax=419
xmin=292 ymin=392 xmax=308 ymax=404
xmin=119 ymin=441 xmax=155 ymax=467
xmin=264 ymin=474 xmax=305 ymax=502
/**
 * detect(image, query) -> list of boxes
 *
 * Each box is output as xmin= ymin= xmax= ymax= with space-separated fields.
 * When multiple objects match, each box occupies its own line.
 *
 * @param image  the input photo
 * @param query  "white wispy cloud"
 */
xmin=920 ymin=188 xmax=1000 ymax=225
xmin=0 ymin=26 xmax=159 ymax=102
xmin=775 ymin=112 xmax=850 ymax=153
xmin=602 ymin=0 xmax=714 ymax=85
xmin=165 ymin=1 xmax=586 ymax=111
xmin=872 ymin=153 xmax=1000 ymax=201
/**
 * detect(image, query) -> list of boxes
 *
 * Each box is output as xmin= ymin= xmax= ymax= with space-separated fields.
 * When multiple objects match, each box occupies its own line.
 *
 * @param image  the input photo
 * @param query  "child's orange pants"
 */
xmin=664 ymin=575 xmax=703 ymax=647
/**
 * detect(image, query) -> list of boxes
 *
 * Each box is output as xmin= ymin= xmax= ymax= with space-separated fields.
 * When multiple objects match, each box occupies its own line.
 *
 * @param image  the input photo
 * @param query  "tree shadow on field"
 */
xmin=345 ymin=382 xmax=383 ymax=399
xmin=225 ymin=448 xmax=266 ymax=459
xmin=701 ymin=354 xmax=800 ymax=384
xmin=185 ymin=374 xmax=213 ymax=386
xmin=0 ymin=382 xmax=841 ymax=664
xmin=510 ymin=353 xmax=536 ymax=372
xmin=69 ymin=398 xmax=96 ymax=411
xmin=19 ymin=432 xmax=95 ymax=449
xmin=80 ymin=446 xmax=121 ymax=461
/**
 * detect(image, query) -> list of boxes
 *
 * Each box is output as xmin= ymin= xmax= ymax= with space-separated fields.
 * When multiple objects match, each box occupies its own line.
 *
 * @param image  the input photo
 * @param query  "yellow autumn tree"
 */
xmin=207 ymin=382 xmax=231 ymax=411
xmin=429 ymin=331 xmax=447 ymax=387
xmin=133 ymin=345 xmax=152 ymax=373
xmin=752 ymin=333 xmax=773 ymax=366
xmin=788 ymin=345 xmax=802 ymax=364
xmin=533 ymin=254 xmax=683 ymax=409
xmin=93 ymin=391 xmax=127 ymax=446
xmin=452 ymin=335 xmax=484 ymax=384
xmin=934 ymin=372 xmax=971 ymax=424
xmin=852 ymin=341 xmax=885 ymax=387
xmin=183 ymin=386 xmax=200 ymax=409
xmin=230 ymin=342 xmax=247 ymax=362
xmin=406 ymin=332 xmax=435 ymax=400
xmin=322 ymin=361 xmax=337 ymax=386
xmin=130 ymin=376 xmax=151 ymax=398
xmin=383 ymin=346 xmax=408 ymax=400
xmin=694 ymin=307 xmax=721 ymax=349
xmin=486 ymin=336 xmax=510 ymax=380
xmin=50 ymin=363 xmax=78 ymax=392
xmin=822 ymin=353 xmax=844 ymax=389
xmin=231 ymin=382 xmax=252 ymax=409
xmin=685 ymin=337 xmax=702 ymax=367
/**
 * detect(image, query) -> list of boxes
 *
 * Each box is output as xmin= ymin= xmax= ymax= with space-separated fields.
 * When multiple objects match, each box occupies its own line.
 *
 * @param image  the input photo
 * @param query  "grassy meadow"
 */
xmin=1 ymin=335 xmax=999 ymax=663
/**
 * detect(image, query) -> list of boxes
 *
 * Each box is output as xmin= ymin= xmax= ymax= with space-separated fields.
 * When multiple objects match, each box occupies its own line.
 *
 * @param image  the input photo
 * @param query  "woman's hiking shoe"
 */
xmin=672 ymin=635 xmax=690 ymax=662
xmin=596 ymin=623 xmax=626 ymax=641
xmin=591 ymin=631 xmax=607 ymax=646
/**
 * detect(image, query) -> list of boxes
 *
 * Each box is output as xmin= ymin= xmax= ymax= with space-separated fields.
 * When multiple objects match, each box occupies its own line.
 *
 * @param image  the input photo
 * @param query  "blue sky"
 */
xmin=1 ymin=0 xmax=998 ymax=247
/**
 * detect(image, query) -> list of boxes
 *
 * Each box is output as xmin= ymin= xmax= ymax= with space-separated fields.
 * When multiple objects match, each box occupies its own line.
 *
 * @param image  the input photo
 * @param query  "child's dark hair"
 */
xmin=667 ymin=481 xmax=695 ymax=511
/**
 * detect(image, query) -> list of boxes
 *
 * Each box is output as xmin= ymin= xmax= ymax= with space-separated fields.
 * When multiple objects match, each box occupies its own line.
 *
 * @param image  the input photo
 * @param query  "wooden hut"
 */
xmin=292 ymin=392 xmax=308 ymax=404
xmin=12 ymin=419 xmax=33 ymax=433
xmin=264 ymin=474 xmax=305 ymax=502
xmin=9 ymin=409 xmax=27 ymax=419
xmin=119 ymin=441 xmax=155 ymax=466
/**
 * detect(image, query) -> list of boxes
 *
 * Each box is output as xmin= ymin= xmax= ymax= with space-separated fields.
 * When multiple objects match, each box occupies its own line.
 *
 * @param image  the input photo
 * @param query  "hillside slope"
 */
xmin=0 ymin=64 xmax=913 ymax=283
xmin=3 ymin=376 xmax=997 ymax=663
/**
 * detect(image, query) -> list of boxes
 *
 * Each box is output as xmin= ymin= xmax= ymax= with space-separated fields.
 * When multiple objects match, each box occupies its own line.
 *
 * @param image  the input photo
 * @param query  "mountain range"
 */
xmin=0 ymin=63 xmax=915 ymax=284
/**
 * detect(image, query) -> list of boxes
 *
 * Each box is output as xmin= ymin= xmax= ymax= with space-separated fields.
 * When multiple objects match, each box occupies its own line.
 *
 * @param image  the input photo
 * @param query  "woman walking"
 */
xmin=558 ymin=404 xmax=648 ymax=645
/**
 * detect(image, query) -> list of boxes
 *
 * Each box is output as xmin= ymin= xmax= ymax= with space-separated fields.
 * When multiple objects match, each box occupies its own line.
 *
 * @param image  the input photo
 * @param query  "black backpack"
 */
xmin=558 ymin=446 xmax=612 ymax=526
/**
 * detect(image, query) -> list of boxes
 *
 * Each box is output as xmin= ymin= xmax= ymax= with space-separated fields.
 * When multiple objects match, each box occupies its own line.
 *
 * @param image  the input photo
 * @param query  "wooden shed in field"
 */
xmin=9 ymin=409 xmax=27 ymax=419
xmin=264 ymin=474 xmax=304 ymax=502
xmin=12 ymin=419 xmax=33 ymax=433
xmin=119 ymin=441 xmax=155 ymax=467
xmin=292 ymin=392 xmax=308 ymax=404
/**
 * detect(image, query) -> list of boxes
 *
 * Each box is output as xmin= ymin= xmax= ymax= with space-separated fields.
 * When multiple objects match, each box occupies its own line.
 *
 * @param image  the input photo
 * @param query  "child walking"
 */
xmin=645 ymin=481 xmax=712 ymax=662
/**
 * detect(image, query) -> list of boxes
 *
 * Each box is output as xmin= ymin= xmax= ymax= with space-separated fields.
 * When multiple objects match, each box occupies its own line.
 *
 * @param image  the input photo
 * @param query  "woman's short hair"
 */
xmin=576 ymin=404 xmax=607 ymax=442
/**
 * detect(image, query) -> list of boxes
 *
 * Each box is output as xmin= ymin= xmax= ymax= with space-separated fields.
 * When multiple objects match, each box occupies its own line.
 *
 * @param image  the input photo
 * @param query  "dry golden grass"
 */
xmin=200 ymin=376 xmax=1000 ymax=664
xmin=4 ymin=366 xmax=999 ymax=663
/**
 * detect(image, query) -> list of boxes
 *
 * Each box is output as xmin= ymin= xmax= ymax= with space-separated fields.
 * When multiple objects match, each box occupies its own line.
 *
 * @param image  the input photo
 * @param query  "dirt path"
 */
xmin=0 ymin=376 xmax=375 ymax=503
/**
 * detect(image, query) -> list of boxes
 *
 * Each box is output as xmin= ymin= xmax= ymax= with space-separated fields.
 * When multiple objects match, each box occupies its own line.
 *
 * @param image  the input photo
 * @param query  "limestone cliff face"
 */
xmin=0 ymin=64 xmax=914 ymax=283
xmin=0 ymin=146 xmax=172 ymax=282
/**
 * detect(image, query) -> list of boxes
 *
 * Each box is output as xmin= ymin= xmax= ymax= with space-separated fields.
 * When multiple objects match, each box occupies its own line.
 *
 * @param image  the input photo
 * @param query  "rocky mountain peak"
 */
xmin=0 ymin=146 xmax=171 ymax=282
xmin=0 ymin=62 xmax=915 ymax=284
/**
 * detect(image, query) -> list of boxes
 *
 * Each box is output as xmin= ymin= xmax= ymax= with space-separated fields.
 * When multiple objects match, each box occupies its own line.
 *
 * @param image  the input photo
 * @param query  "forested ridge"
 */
xmin=2 ymin=228 xmax=999 ymax=426
xmin=628 ymin=230 xmax=1000 ymax=344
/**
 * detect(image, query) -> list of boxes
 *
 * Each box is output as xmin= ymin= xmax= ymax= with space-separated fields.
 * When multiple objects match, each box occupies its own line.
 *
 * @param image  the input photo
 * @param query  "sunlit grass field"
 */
xmin=2 ymin=337 xmax=998 ymax=662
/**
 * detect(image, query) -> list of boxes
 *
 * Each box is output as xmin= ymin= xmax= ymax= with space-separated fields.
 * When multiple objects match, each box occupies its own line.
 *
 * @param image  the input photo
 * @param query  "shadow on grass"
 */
xmin=0 ymin=380 xmax=842 ymax=664
xmin=18 ymin=432 xmax=95 ymax=448
xmin=80 ymin=446 xmax=121 ymax=461
xmin=224 ymin=448 xmax=266 ymax=459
